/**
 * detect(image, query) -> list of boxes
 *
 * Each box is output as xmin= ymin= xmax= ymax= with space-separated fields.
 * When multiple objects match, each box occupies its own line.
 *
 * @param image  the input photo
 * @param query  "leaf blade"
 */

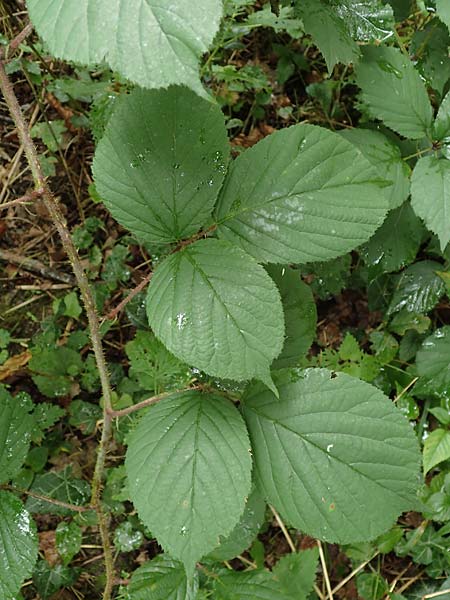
xmin=146 ymin=238 xmax=285 ymax=384
xmin=215 ymin=124 xmax=389 ymax=264
xmin=243 ymin=368 xmax=421 ymax=543
xmin=125 ymin=391 xmax=252 ymax=573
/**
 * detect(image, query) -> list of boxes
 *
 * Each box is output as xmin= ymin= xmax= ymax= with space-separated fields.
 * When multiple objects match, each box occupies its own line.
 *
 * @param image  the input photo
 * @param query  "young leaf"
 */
xmin=0 ymin=490 xmax=38 ymax=600
xmin=355 ymin=46 xmax=433 ymax=139
xmin=266 ymin=266 xmax=317 ymax=368
xmin=296 ymin=0 xmax=359 ymax=72
xmin=55 ymin=521 xmax=82 ymax=565
xmin=93 ymin=87 xmax=229 ymax=244
xmin=127 ymin=555 xmax=198 ymax=600
xmin=215 ymin=124 xmax=389 ymax=264
xmin=146 ymin=239 xmax=284 ymax=387
xmin=339 ymin=128 xmax=410 ymax=210
xmin=208 ymin=484 xmax=266 ymax=561
xmin=125 ymin=391 xmax=252 ymax=573
xmin=272 ymin=549 xmax=319 ymax=600
xmin=26 ymin=0 xmax=222 ymax=95
xmin=411 ymin=157 xmax=450 ymax=251
xmin=416 ymin=326 xmax=450 ymax=390
xmin=243 ymin=369 xmax=421 ymax=544
xmin=213 ymin=570 xmax=291 ymax=600
xmin=0 ymin=388 xmax=33 ymax=484
xmin=423 ymin=429 xmax=450 ymax=474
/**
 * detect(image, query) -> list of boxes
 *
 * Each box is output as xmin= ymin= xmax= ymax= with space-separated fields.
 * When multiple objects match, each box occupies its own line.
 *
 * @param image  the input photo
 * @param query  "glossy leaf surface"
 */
xmin=27 ymin=0 xmax=222 ymax=95
xmin=215 ymin=124 xmax=389 ymax=264
xmin=93 ymin=87 xmax=229 ymax=244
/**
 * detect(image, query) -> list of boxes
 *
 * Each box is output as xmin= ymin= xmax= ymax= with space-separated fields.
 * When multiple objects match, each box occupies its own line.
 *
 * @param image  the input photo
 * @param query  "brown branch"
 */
xmin=104 ymin=270 xmax=153 ymax=322
xmin=107 ymin=386 xmax=198 ymax=418
xmin=0 ymin=58 xmax=115 ymax=600
xmin=0 ymin=248 xmax=75 ymax=284
xmin=0 ymin=188 xmax=43 ymax=210
xmin=2 ymin=484 xmax=89 ymax=513
xmin=8 ymin=22 xmax=34 ymax=54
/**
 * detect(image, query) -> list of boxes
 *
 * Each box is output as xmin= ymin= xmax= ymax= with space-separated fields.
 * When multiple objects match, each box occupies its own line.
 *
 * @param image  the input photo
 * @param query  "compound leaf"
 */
xmin=93 ymin=87 xmax=229 ymax=244
xmin=411 ymin=156 xmax=450 ymax=251
xmin=146 ymin=238 xmax=284 ymax=387
xmin=355 ymin=46 xmax=433 ymax=139
xmin=125 ymin=391 xmax=252 ymax=574
xmin=215 ymin=124 xmax=389 ymax=264
xmin=340 ymin=128 xmax=410 ymax=210
xmin=128 ymin=555 xmax=198 ymax=600
xmin=243 ymin=369 xmax=421 ymax=543
xmin=0 ymin=388 xmax=33 ymax=484
xmin=0 ymin=490 xmax=38 ymax=600
xmin=26 ymin=0 xmax=222 ymax=95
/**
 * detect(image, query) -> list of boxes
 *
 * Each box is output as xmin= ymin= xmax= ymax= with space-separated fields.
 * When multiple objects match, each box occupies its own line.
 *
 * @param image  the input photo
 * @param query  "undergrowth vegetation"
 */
xmin=0 ymin=0 xmax=450 ymax=598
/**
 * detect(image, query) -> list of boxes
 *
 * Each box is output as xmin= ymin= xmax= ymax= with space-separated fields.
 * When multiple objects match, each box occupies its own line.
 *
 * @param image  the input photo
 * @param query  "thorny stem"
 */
xmin=0 ymin=35 xmax=115 ymax=600
xmin=1 ymin=484 xmax=90 ymax=513
xmin=0 ymin=188 xmax=43 ymax=210
xmin=107 ymin=386 xmax=199 ymax=419
xmin=104 ymin=270 xmax=153 ymax=322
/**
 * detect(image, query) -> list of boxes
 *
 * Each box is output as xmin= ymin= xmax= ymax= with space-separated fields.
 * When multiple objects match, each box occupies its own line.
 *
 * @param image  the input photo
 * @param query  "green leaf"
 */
xmin=243 ymin=369 xmax=421 ymax=543
xmin=361 ymin=203 xmax=425 ymax=275
xmin=208 ymin=484 xmax=266 ymax=561
xmin=357 ymin=572 xmax=389 ymax=600
xmin=56 ymin=521 xmax=82 ymax=565
xmin=434 ymin=91 xmax=450 ymax=141
xmin=215 ymin=124 xmax=389 ymax=264
xmin=355 ymin=46 xmax=433 ymax=139
xmin=125 ymin=331 xmax=191 ymax=394
xmin=267 ymin=266 xmax=317 ymax=369
xmin=296 ymin=0 xmax=359 ymax=72
xmin=339 ymin=128 xmax=410 ymax=210
xmin=26 ymin=0 xmax=222 ymax=95
xmin=113 ymin=521 xmax=144 ymax=552
xmin=33 ymin=560 xmax=78 ymax=599
xmin=411 ymin=157 xmax=450 ymax=251
xmin=146 ymin=239 xmax=284 ymax=387
xmin=29 ymin=345 xmax=83 ymax=398
xmin=26 ymin=466 xmax=91 ymax=515
xmin=387 ymin=261 xmax=446 ymax=315
xmin=214 ymin=570 xmax=291 ymax=600
xmin=411 ymin=18 xmax=450 ymax=99
xmin=125 ymin=391 xmax=252 ymax=573
xmin=128 ymin=555 xmax=198 ymax=600
xmin=272 ymin=549 xmax=319 ymax=600
xmin=68 ymin=400 xmax=102 ymax=435
xmin=0 ymin=490 xmax=38 ymax=600
xmin=93 ymin=87 xmax=229 ymax=244
xmin=0 ymin=389 xmax=33 ymax=484
xmin=436 ymin=0 xmax=450 ymax=30
xmin=423 ymin=429 xmax=450 ymax=474
xmin=416 ymin=326 xmax=450 ymax=391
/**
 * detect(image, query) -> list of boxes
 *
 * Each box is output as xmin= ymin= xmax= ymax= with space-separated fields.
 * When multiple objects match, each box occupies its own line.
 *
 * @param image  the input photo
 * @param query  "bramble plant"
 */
xmin=1 ymin=0 xmax=450 ymax=598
